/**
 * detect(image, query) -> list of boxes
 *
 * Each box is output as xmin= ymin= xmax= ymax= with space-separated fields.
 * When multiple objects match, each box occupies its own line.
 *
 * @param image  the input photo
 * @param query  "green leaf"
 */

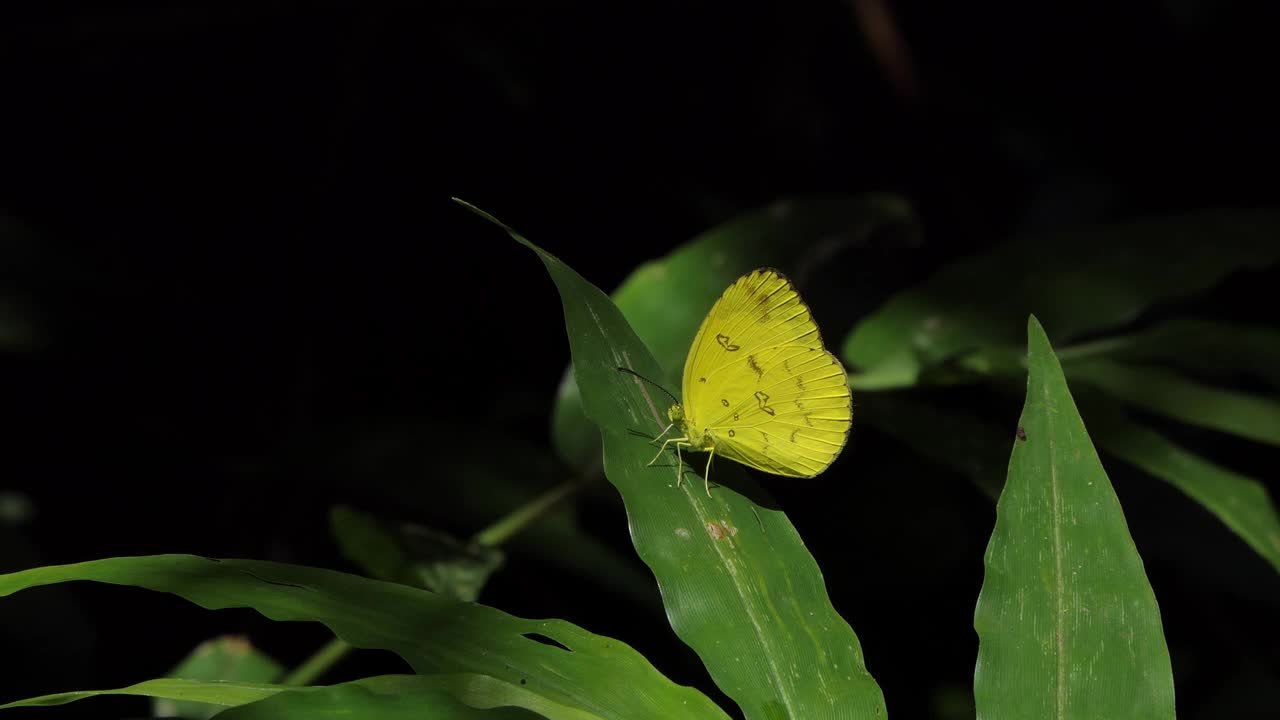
xmin=156 ymin=636 xmax=283 ymax=719
xmin=1079 ymin=398 xmax=1280 ymax=573
xmin=2 ymin=675 xmax=548 ymax=719
xmin=1067 ymin=359 xmax=1280 ymax=447
xmin=974 ymin=316 xmax=1175 ymax=719
xmin=551 ymin=368 xmax=602 ymax=472
xmin=843 ymin=209 xmax=1280 ymax=389
xmin=551 ymin=194 xmax=916 ymax=468
xmin=330 ymin=505 xmax=503 ymax=602
xmin=319 ymin=421 xmax=654 ymax=607
xmin=1059 ymin=318 xmax=1280 ymax=390
xmin=0 ymin=556 xmax=725 ymax=720
xmin=214 ymin=680 xmax=537 ymax=720
xmin=345 ymin=674 xmax=597 ymax=720
xmin=1 ymin=677 xmax=282 ymax=711
xmin=330 ymin=505 xmax=408 ymax=584
xmin=457 ymin=199 xmax=887 ymax=720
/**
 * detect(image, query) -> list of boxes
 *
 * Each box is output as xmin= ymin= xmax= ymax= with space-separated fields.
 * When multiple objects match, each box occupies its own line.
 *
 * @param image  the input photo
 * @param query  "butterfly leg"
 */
xmin=675 ymin=442 xmax=685 ymax=488
xmin=703 ymin=446 xmax=715 ymax=497
xmin=650 ymin=422 xmax=675 ymax=445
xmin=647 ymin=437 xmax=687 ymax=467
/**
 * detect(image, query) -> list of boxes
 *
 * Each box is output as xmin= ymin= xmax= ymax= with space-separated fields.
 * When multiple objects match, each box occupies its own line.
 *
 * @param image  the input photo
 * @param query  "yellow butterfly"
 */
xmin=649 ymin=268 xmax=852 ymax=495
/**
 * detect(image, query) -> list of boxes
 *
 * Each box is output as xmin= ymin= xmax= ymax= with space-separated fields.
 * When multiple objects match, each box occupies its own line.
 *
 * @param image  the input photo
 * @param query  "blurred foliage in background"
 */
xmin=2 ymin=1 xmax=1278 ymax=718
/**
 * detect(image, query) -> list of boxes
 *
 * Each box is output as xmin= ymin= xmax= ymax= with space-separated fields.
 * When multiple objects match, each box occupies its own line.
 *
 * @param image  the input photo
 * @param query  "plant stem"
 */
xmin=1054 ymin=336 xmax=1131 ymax=362
xmin=283 ymin=477 xmax=586 ymax=685
xmin=472 ymin=477 xmax=585 ymax=547
xmin=282 ymin=637 xmax=351 ymax=686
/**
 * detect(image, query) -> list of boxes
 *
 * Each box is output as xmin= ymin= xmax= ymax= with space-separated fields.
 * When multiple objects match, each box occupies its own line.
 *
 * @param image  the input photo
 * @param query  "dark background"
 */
xmin=2 ymin=2 xmax=1278 ymax=718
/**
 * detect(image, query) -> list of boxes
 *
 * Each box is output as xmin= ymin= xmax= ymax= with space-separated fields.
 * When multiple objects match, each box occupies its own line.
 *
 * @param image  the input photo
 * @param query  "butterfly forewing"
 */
xmin=682 ymin=270 xmax=816 ymax=395
xmin=682 ymin=268 xmax=852 ymax=478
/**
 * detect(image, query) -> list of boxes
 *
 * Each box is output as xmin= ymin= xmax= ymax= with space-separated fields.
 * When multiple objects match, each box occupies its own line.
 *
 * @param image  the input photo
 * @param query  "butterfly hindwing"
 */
xmin=710 ymin=347 xmax=851 ymax=477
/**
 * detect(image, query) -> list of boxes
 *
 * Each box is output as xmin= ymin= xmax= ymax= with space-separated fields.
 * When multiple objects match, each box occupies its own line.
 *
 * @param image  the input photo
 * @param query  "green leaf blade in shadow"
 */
xmin=974 ymin=316 xmax=1175 ymax=719
xmin=1061 ymin=318 xmax=1280 ymax=390
xmin=460 ymin=200 xmax=887 ymax=720
xmin=156 ymin=636 xmax=283 ymax=719
xmin=844 ymin=210 xmax=1280 ymax=389
xmin=1068 ymin=359 xmax=1280 ymax=447
xmin=1080 ymin=399 xmax=1280 ymax=573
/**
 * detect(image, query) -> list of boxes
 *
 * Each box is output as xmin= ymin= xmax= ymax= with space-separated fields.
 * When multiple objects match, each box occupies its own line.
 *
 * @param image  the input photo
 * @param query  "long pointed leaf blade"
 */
xmin=1068 ymin=359 xmax=1280 ymax=447
xmin=0 ymin=556 xmax=724 ymax=720
xmin=457 ymin=199 xmax=887 ymax=720
xmin=1 ymin=675 xmax=550 ymax=719
xmin=1080 ymin=398 xmax=1280 ymax=573
xmin=1064 ymin=318 xmax=1280 ymax=390
xmin=214 ymin=681 xmax=538 ymax=720
xmin=0 ymin=678 xmax=282 ymax=711
xmin=974 ymin=316 xmax=1175 ymax=719
xmin=844 ymin=210 xmax=1280 ymax=389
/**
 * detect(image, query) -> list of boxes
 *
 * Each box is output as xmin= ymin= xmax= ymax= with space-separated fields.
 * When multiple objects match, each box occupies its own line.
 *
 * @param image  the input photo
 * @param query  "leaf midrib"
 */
xmin=1044 ymin=380 xmax=1067 ymax=719
xmin=631 ymin=367 xmax=800 ymax=719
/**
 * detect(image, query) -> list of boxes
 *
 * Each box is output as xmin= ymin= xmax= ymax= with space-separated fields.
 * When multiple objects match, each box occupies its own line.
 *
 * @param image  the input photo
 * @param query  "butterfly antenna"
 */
xmin=616 ymin=367 xmax=680 ymax=404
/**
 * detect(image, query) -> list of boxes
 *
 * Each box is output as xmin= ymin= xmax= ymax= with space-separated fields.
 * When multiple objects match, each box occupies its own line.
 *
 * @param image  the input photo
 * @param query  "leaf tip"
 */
xmin=452 ymin=197 xmax=513 ymax=232
xmin=1025 ymin=314 xmax=1053 ymax=356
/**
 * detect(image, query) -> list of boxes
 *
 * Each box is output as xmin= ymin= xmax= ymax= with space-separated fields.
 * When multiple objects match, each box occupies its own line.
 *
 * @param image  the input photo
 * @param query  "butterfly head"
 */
xmin=665 ymin=399 xmax=696 ymax=435
xmin=667 ymin=403 xmax=686 ymax=427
